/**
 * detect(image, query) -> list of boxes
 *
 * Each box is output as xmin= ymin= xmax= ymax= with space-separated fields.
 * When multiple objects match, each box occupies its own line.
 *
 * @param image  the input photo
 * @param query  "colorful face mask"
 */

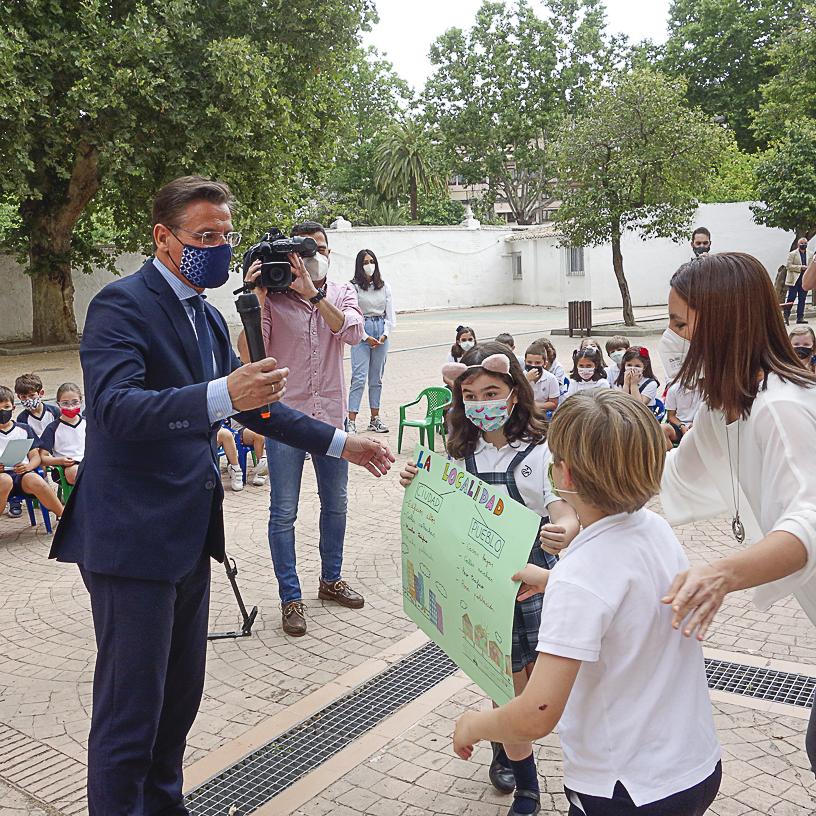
xmin=61 ymin=406 xmax=81 ymax=419
xmin=177 ymin=241 xmax=233 ymax=289
xmin=21 ymin=396 xmax=41 ymax=410
xmin=463 ymin=396 xmax=513 ymax=432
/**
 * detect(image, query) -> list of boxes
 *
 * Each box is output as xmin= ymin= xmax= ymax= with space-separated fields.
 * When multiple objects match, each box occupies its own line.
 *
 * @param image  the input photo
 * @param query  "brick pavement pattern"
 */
xmin=1 ymin=305 xmax=815 ymax=814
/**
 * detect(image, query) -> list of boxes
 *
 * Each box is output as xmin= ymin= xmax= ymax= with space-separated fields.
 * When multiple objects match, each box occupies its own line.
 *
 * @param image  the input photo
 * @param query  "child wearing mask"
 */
xmin=616 ymin=348 xmax=659 ymax=407
xmin=453 ymin=389 xmax=722 ymax=816
xmin=0 ymin=384 xmax=64 ymax=519
xmin=604 ymin=335 xmax=630 ymax=389
xmin=37 ymin=382 xmax=85 ymax=486
xmin=565 ymin=348 xmax=610 ymax=398
xmin=579 ymin=337 xmax=608 ymax=370
xmin=789 ymin=325 xmax=816 ymax=372
xmin=401 ymin=343 xmax=580 ymax=815
xmin=444 ymin=326 xmax=478 ymax=387
xmin=524 ymin=341 xmax=560 ymax=413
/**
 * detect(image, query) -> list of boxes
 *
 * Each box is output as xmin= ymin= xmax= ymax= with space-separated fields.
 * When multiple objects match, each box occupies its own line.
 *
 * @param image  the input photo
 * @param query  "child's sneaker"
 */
xmin=253 ymin=457 xmax=268 ymax=486
xmin=8 ymin=499 xmax=22 ymax=517
xmin=228 ymin=464 xmax=244 ymax=492
xmin=367 ymin=416 xmax=389 ymax=433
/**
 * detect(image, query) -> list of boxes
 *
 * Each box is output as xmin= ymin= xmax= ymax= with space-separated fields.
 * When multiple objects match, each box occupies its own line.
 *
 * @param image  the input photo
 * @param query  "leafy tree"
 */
xmin=662 ymin=0 xmax=802 ymax=152
xmin=551 ymin=70 xmax=728 ymax=326
xmin=700 ymin=141 xmax=762 ymax=203
xmin=0 ymin=0 xmax=372 ymax=345
xmin=373 ymin=120 xmax=446 ymax=221
xmin=423 ymin=0 xmax=614 ymax=225
xmin=751 ymin=126 xmax=816 ymax=243
xmin=752 ymin=4 xmax=816 ymax=142
xmin=415 ymin=193 xmax=467 ymax=226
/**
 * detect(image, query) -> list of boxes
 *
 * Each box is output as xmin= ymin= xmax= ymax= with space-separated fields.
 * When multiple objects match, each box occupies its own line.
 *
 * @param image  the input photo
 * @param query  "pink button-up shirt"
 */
xmin=262 ymin=282 xmax=364 ymax=430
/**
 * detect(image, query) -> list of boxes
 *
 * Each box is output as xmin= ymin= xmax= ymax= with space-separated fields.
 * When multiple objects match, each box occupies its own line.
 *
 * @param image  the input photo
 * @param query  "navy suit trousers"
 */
xmin=81 ymin=548 xmax=211 ymax=816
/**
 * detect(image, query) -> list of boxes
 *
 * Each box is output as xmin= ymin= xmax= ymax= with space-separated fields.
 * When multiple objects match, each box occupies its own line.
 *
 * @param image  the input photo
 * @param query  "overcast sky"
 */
xmin=362 ymin=0 xmax=672 ymax=94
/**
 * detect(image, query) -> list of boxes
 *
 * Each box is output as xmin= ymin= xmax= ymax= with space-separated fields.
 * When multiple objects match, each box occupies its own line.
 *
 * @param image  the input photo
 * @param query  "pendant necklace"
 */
xmin=725 ymin=421 xmax=745 ymax=544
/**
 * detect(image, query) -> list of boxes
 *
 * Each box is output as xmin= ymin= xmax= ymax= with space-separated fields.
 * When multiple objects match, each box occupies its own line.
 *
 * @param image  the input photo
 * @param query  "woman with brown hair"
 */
xmin=659 ymin=252 xmax=816 ymax=770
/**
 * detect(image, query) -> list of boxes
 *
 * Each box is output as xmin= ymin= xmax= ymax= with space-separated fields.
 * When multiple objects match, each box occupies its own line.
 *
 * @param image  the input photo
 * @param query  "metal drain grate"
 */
xmin=186 ymin=641 xmax=458 ymax=816
xmin=705 ymin=658 xmax=816 ymax=708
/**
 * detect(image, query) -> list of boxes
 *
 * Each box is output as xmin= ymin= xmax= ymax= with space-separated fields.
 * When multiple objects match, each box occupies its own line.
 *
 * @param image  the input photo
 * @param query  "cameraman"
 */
xmin=239 ymin=221 xmax=365 ymax=637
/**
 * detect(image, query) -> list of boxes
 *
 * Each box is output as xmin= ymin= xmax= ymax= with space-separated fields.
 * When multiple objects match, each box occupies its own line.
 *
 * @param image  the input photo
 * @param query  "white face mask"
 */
xmin=657 ymin=326 xmax=689 ymax=380
xmin=625 ymin=365 xmax=643 ymax=379
xmin=304 ymin=252 xmax=330 ymax=282
xmin=460 ymin=340 xmax=475 ymax=351
xmin=363 ymin=263 xmax=376 ymax=277
xmin=578 ymin=367 xmax=595 ymax=380
xmin=610 ymin=350 xmax=626 ymax=365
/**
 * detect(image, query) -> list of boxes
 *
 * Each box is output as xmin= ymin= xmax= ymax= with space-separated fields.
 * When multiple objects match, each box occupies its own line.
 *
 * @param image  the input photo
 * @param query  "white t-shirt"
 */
xmin=565 ymin=378 xmax=611 ymax=397
xmin=633 ymin=376 xmax=658 ymax=407
xmin=530 ymin=369 xmax=561 ymax=406
xmin=606 ymin=362 xmax=621 ymax=389
xmin=549 ymin=360 xmax=566 ymax=387
xmin=665 ymin=383 xmax=702 ymax=425
xmin=451 ymin=437 xmax=558 ymax=518
xmin=0 ymin=422 xmax=36 ymax=472
xmin=537 ymin=509 xmax=721 ymax=805
xmin=37 ymin=417 xmax=86 ymax=461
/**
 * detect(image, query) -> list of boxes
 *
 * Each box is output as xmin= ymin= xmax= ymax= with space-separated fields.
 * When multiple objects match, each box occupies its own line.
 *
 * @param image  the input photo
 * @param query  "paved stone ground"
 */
xmin=1 ymin=303 xmax=815 ymax=814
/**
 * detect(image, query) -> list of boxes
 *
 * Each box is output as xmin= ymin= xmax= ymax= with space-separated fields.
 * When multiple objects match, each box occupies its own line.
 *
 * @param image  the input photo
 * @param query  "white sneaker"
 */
xmin=228 ymin=464 xmax=244 ymax=492
xmin=253 ymin=457 xmax=268 ymax=486
xmin=367 ymin=416 xmax=389 ymax=433
xmin=347 ymin=420 xmax=357 ymax=434
xmin=255 ymin=456 xmax=268 ymax=477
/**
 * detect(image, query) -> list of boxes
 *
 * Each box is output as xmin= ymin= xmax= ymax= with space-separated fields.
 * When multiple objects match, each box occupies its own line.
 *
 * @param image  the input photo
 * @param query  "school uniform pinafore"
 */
xmin=465 ymin=442 xmax=558 ymax=673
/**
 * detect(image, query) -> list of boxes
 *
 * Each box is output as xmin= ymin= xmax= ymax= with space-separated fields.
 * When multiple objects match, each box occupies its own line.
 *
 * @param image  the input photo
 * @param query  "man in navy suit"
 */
xmin=50 ymin=176 xmax=393 ymax=816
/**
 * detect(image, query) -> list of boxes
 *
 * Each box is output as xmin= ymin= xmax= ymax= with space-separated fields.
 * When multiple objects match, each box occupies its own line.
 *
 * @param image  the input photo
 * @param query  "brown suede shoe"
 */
xmin=318 ymin=579 xmax=364 ymax=609
xmin=281 ymin=601 xmax=307 ymax=637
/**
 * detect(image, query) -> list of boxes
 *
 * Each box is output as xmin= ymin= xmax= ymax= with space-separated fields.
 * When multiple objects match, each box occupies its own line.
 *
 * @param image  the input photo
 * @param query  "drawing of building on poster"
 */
xmin=462 ymin=613 xmax=512 ymax=678
xmin=404 ymin=558 xmax=445 ymax=635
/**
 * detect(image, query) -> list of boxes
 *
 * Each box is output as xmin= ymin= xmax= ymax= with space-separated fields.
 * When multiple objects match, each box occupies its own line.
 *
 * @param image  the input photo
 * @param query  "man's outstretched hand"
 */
xmin=341 ymin=435 xmax=395 ymax=477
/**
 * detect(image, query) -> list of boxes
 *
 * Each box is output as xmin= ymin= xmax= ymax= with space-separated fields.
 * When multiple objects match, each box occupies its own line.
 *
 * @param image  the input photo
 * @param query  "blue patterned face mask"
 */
xmin=177 ymin=242 xmax=233 ymax=289
xmin=463 ymin=396 xmax=513 ymax=432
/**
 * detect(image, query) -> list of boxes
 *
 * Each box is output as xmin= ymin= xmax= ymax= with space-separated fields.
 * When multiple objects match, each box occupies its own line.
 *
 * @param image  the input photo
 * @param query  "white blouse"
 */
xmin=353 ymin=281 xmax=396 ymax=338
xmin=660 ymin=374 xmax=816 ymax=622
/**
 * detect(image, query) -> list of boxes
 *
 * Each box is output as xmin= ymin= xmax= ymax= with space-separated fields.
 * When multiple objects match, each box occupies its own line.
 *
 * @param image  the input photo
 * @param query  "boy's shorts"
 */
xmin=4 ymin=471 xmax=29 ymax=497
xmin=668 ymin=421 xmax=685 ymax=440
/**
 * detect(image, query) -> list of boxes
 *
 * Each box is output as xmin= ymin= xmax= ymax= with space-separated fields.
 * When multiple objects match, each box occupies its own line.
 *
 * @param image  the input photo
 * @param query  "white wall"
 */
xmin=0 ymin=203 xmax=798 ymax=342
xmin=509 ymin=202 xmax=794 ymax=310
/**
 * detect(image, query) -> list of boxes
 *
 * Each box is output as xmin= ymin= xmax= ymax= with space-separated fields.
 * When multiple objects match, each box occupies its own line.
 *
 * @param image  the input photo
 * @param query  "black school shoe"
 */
xmin=489 ymin=741 xmax=515 ymax=794
xmin=507 ymin=789 xmax=541 ymax=815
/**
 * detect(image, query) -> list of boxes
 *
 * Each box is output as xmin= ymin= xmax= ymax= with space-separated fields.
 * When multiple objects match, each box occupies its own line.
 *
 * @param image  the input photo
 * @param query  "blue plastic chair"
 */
xmin=217 ymin=424 xmax=257 ymax=484
xmin=650 ymin=398 xmax=667 ymax=422
xmin=23 ymin=496 xmax=52 ymax=533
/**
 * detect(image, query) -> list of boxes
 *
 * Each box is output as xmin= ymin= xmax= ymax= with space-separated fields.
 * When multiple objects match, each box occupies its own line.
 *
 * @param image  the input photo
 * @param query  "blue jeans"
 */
xmin=265 ymin=437 xmax=349 ymax=604
xmin=786 ymin=272 xmax=807 ymax=321
xmin=348 ymin=316 xmax=389 ymax=413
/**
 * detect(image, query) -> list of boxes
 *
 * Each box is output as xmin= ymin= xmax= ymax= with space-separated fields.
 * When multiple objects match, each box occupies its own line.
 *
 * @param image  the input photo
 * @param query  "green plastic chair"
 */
xmin=49 ymin=465 xmax=74 ymax=504
xmin=398 ymin=387 xmax=452 ymax=454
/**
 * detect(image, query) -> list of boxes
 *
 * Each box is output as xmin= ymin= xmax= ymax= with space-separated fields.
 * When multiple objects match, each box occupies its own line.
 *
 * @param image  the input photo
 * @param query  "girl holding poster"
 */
xmin=401 ymin=342 xmax=579 ymax=816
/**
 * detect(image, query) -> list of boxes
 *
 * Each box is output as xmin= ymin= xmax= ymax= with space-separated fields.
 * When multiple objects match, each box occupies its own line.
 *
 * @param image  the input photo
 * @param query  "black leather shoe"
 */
xmin=318 ymin=579 xmax=364 ymax=609
xmin=507 ymin=789 xmax=540 ymax=815
xmin=489 ymin=741 xmax=515 ymax=794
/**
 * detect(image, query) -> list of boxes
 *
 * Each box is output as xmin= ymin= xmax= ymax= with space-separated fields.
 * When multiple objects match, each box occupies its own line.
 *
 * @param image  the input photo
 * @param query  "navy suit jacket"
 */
xmin=50 ymin=260 xmax=336 ymax=581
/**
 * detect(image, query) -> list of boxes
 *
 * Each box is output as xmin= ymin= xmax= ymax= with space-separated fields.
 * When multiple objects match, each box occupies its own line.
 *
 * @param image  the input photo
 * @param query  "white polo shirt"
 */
xmin=665 ymin=383 xmax=702 ymax=425
xmin=565 ymin=378 xmax=611 ymax=398
xmin=530 ymin=369 xmax=561 ymax=406
xmin=537 ymin=509 xmax=721 ymax=806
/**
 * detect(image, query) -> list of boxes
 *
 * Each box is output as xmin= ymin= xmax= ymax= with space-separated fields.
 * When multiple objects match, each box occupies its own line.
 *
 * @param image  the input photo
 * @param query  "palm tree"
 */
xmin=373 ymin=121 xmax=446 ymax=221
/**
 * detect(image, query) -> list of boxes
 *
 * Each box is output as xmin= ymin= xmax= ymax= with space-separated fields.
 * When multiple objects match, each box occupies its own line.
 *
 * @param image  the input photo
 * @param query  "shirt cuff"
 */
xmin=207 ymin=377 xmax=238 ymax=425
xmin=327 ymin=429 xmax=347 ymax=458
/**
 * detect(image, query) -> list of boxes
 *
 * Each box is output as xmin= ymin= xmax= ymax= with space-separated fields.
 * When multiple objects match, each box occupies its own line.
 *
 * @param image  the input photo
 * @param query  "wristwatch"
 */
xmin=309 ymin=288 xmax=326 ymax=305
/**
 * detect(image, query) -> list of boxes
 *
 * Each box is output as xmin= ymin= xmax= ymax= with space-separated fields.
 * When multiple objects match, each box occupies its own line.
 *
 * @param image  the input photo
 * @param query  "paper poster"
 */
xmin=401 ymin=444 xmax=542 ymax=706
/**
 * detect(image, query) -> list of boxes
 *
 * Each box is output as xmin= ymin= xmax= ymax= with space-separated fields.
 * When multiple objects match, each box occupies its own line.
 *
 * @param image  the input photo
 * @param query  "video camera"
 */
xmin=238 ymin=228 xmax=318 ymax=294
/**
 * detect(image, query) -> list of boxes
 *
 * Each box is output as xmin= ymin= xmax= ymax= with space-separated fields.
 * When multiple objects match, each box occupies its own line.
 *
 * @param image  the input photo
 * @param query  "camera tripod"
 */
xmin=207 ymin=552 xmax=258 ymax=640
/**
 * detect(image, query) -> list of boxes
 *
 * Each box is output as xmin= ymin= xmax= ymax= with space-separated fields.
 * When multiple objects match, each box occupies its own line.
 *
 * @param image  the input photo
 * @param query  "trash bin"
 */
xmin=568 ymin=301 xmax=592 ymax=338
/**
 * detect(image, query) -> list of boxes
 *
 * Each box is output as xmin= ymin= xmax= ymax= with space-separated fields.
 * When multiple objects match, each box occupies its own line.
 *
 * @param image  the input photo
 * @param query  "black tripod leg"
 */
xmin=207 ymin=553 xmax=259 ymax=640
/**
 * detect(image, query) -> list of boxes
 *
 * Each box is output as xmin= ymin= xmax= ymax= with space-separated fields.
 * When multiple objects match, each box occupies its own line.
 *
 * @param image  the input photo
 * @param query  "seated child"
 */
xmin=579 ymin=337 xmax=607 ymax=370
xmin=523 ymin=341 xmax=560 ymax=413
xmin=565 ymin=348 xmax=610 ymax=397
xmin=496 ymin=332 xmax=525 ymax=368
xmin=616 ymin=347 xmax=659 ymax=407
xmin=604 ymin=335 xmax=630 ymax=388
xmin=15 ymin=373 xmax=60 ymax=438
xmin=662 ymin=381 xmax=702 ymax=447
xmin=0 ymin=385 xmax=64 ymax=520
xmin=453 ymin=389 xmax=722 ymax=816
xmin=534 ymin=337 xmax=566 ymax=392
xmin=217 ymin=421 xmax=268 ymax=491
xmin=789 ymin=325 xmax=816 ymax=372
xmin=37 ymin=383 xmax=85 ymax=486
xmin=401 ymin=343 xmax=580 ymax=813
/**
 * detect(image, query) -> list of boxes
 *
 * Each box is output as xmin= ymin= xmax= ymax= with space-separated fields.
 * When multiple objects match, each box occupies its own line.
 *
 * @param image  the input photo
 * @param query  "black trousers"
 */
xmin=565 ymin=761 xmax=721 ymax=816
xmin=81 ymin=549 xmax=211 ymax=816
